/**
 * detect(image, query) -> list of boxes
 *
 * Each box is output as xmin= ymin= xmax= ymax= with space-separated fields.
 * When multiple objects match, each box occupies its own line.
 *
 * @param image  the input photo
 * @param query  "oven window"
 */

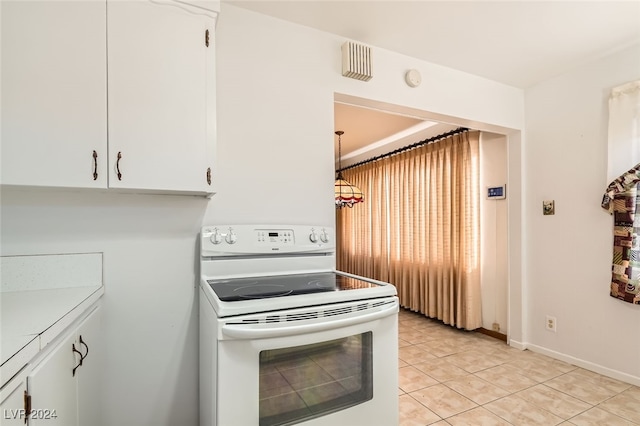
xmin=259 ymin=332 xmax=373 ymax=426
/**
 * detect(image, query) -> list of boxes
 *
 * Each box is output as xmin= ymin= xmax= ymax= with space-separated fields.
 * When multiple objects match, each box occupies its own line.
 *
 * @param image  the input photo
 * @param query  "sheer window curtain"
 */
xmin=337 ymin=131 xmax=481 ymax=330
xmin=607 ymin=80 xmax=640 ymax=182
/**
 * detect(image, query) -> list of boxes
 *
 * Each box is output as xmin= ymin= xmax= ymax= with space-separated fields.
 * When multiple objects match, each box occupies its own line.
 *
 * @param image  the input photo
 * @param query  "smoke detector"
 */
xmin=405 ymin=69 xmax=422 ymax=87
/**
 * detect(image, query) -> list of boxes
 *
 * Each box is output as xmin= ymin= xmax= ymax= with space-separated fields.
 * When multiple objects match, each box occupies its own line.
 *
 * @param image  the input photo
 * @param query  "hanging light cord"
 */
xmin=335 ymin=130 xmax=345 ymax=179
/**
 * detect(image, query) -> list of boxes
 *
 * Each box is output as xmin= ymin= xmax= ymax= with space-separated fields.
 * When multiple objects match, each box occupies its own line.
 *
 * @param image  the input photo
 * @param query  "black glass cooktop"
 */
xmin=207 ymin=272 xmax=381 ymax=301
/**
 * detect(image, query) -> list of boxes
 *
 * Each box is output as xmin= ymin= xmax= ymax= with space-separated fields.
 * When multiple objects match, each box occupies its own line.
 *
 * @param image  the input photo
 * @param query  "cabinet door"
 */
xmin=0 ymin=0 xmax=108 ymax=188
xmin=75 ymin=307 xmax=102 ymax=426
xmin=0 ymin=377 xmax=28 ymax=425
xmin=27 ymin=332 xmax=79 ymax=426
xmin=107 ymin=0 xmax=216 ymax=193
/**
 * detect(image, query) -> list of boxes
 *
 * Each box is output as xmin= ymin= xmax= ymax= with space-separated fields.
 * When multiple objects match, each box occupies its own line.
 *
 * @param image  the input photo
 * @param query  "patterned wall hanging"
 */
xmin=601 ymin=163 xmax=640 ymax=304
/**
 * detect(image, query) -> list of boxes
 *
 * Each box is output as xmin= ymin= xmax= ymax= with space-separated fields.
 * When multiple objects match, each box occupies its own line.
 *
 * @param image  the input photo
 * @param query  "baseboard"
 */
xmin=523 ymin=343 xmax=640 ymax=387
xmin=508 ymin=339 xmax=526 ymax=350
xmin=477 ymin=327 xmax=507 ymax=342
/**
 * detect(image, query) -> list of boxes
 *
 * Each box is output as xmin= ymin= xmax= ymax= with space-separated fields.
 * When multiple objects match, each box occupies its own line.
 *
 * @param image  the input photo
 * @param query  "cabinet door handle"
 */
xmin=79 ymin=335 xmax=89 ymax=361
xmin=23 ymin=391 xmax=31 ymax=424
xmin=92 ymin=150 xmax=98 ymax=180
xmin=116 ymin=151 xmax=122 ymax=180
xmin=206 ymin=167 xmax=211 ymax=185
xmin=72 ymin=343 xmax=83 ymax=377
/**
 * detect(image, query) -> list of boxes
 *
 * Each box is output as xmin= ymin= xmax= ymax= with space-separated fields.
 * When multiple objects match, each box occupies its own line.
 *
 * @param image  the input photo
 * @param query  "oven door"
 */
xmin=215 ymin=298 xmax=399 ymax=426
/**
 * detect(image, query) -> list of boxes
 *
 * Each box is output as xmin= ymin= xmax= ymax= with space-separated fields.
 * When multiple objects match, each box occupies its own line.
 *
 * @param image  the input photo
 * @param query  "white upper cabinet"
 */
xmin=1 ymin=1 xmax=108 ymax=188
xmin=1 ymin=0 xmax=218 ymax=195
xmin=107 ymin=0 xmax=217 ymax=193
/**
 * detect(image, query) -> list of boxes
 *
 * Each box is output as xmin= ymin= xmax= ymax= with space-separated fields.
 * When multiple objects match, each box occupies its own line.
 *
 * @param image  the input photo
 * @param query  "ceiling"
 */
xmin=225 ymin=0 xmax=640 ymax=164
xmin=333 ymin=103 xmax=459 ymax=167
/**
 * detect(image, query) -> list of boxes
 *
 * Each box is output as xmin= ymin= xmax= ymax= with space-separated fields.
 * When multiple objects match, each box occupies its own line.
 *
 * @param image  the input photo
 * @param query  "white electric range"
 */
xmin=199 ymin=224 xmax=399 ymax=426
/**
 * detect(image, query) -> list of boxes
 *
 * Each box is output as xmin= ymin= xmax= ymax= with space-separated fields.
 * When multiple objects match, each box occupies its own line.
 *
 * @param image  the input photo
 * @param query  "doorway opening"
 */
xmin=333 ymin=93 xmax=520 ymax=343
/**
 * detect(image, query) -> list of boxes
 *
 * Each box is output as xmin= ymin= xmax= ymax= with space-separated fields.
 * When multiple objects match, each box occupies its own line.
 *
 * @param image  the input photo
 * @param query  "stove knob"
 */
xmin=309 ymin=230 xmax=319 ymax=243
xmin=225 ymin=229 xmax=237 ymax=244
xmin=320 ymin=229 xmax=329 ymax=243
xmin=210 ymin=229 xmax=222 ymax=245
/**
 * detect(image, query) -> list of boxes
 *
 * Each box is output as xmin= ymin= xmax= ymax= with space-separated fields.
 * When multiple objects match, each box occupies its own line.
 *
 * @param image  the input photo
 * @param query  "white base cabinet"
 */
xmin=76 ymin=306 xmax=103 ymax=426
xmin=1 ymin=0 xmax=218 ymax=195
xmin=28 ymin=306 xmax=102 ymax=426
xmin=0 ymin=376 xmax=28 ymax=425
xmin=0 ymin=306 xmax=103 ymax=426
xmin=27 ymin=332 xmax=78 ymax=426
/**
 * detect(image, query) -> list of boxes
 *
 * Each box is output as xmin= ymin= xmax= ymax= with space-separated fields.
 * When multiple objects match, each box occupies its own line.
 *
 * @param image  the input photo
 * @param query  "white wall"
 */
xmin=0 ymin=189 xmax=207 ymax=425
xmin=206 ymin=4 xmax=527 ymax=347
xmin=205 ymin=4 xmax=525 ymax=226
xmin=524 ymin=43 xmax=640 ymax=385
xmin=1 ymin=4 xmax=527 ymax=426
xmin=480 ymin=133 xmax=509 ymax=334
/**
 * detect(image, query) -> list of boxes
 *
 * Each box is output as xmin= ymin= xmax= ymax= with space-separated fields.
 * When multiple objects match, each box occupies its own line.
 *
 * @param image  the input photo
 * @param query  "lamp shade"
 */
xmin=335 ymin=176 xmax=364 ymax=208
xmin=334 ymin=130 xmax=364 ymax=208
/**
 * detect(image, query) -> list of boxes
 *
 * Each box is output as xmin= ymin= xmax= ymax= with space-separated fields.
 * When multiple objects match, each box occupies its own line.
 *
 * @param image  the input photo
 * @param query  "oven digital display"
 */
xmin=256 ymin=229 xmax=294 ymax=245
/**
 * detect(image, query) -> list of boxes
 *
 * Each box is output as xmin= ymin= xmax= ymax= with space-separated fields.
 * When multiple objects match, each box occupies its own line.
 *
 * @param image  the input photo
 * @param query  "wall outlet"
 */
xmin=492 ymin=322 xmax=500 ymax=332
xmin=546 ymin=315 xmax=557 ymax=332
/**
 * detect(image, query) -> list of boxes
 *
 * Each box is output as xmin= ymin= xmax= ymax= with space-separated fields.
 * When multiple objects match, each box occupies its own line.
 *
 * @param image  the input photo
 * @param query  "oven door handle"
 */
xmin=221 ymin=301 xmax=398 ymax=339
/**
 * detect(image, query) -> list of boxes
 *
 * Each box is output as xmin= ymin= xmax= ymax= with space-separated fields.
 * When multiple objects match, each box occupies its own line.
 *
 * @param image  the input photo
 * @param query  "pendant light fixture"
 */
xmin=334 ymin=130 xmax=364 ymax=208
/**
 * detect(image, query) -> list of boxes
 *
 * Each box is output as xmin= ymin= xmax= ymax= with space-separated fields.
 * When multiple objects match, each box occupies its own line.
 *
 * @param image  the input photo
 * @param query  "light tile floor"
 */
xmin=398 ymin=309 xmax=640 ymax=426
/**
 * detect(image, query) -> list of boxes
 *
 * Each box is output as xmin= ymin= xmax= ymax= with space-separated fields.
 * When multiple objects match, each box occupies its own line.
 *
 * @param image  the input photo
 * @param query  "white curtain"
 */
xmin=607 ymin=80 xmax=640 ymax=182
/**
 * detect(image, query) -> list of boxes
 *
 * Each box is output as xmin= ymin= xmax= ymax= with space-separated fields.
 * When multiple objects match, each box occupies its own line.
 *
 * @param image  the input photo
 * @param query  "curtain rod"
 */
xmin=339 ymin=127 xmax=469 ymax=172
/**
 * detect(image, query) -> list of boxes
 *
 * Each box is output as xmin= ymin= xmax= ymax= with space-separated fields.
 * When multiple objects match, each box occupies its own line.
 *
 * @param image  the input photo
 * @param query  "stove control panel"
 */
xmin=201 ymin=225 xmax=335 ymax=256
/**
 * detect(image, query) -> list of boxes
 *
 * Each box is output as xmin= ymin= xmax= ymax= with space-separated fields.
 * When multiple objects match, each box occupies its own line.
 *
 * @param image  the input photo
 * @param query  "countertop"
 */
xmin=0 ymin=253 xmax=104 ymax=387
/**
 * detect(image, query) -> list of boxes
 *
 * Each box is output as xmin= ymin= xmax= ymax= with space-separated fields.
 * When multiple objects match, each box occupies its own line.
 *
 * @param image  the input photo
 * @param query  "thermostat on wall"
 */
xmin=487 ymin=185 xmax=506 ymax=199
